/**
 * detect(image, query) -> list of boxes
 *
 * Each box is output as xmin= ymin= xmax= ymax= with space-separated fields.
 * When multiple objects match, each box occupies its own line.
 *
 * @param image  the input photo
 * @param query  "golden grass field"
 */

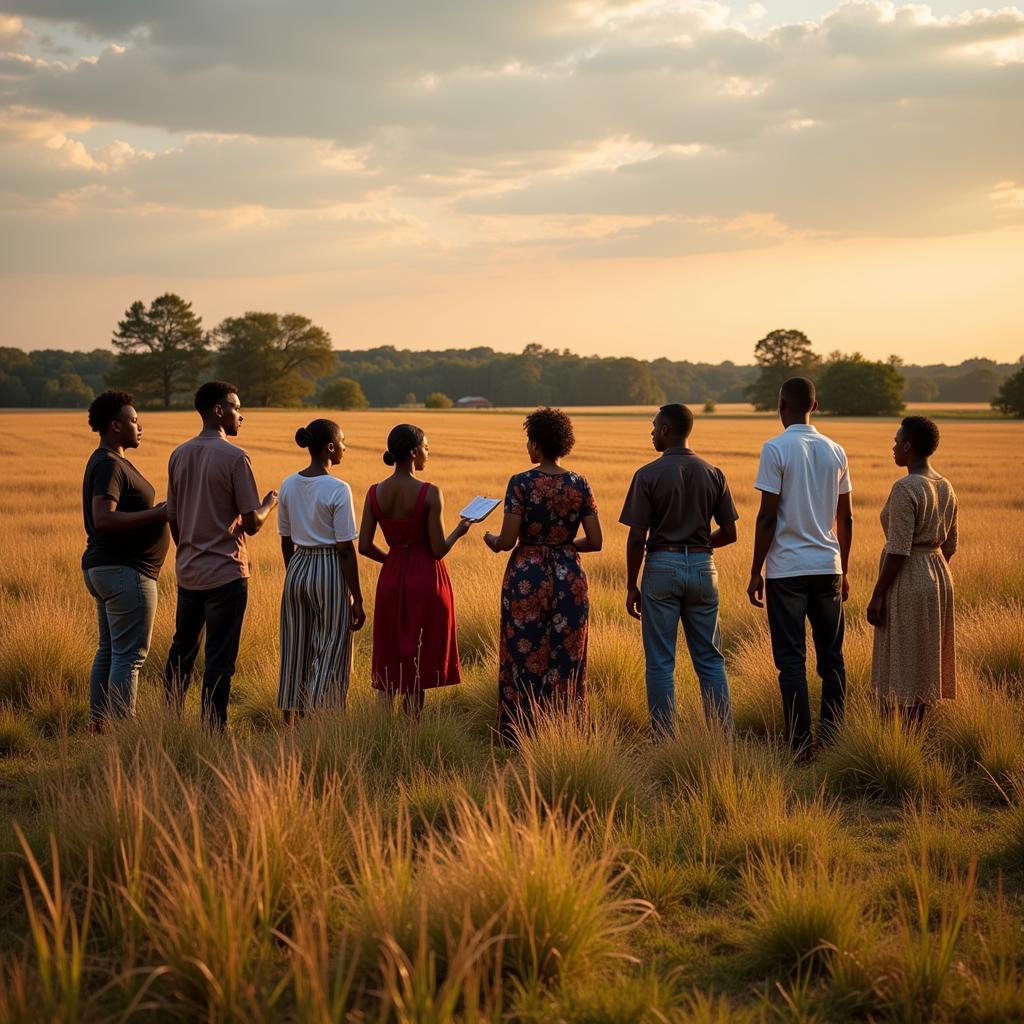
xmin=1 ymin=407 xmax=1023 ymax=1022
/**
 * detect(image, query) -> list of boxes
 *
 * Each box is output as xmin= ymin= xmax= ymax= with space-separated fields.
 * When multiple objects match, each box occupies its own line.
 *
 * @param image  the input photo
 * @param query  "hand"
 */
xmin=866 ymin=592 xmax=885 ymax=627
xmin=455 ymin=518 xmax=472 ymax=538
xmin=625 ymin=586 xmax=642 ymax=620
xmin=747 ymin=571 xmax=765 ymax=608
xmin=350 ymin=598 xmax=366 ymax=631
xmin=841 ymin=573 xmax=850 ymax=603
xmin=262 ymin=489 xmax=278 ymax=510
xmin=154 ymin=501 xmax=169 ymax=522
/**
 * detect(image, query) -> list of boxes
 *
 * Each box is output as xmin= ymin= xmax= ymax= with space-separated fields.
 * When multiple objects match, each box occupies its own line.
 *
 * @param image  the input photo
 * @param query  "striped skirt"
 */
xmin=278 ymin=546 xmax=353 ymax=711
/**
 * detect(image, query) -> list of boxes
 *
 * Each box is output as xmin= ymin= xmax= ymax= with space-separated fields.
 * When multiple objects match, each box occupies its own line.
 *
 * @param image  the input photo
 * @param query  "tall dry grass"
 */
xmin=0 ymin=408 xmax=1022 ymax=1019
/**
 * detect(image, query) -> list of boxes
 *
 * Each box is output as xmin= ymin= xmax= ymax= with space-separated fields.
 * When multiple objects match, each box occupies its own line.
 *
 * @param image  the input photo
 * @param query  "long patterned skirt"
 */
xmin=497 ymin=544 xmax=589 ymax=743
xmin=277 ymin=546 xmax=353 ymax=710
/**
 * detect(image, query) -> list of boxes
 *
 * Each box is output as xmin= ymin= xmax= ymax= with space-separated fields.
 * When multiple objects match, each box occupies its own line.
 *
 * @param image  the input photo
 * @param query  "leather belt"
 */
xmin=648 ymin=544 xmax=712 ymax=554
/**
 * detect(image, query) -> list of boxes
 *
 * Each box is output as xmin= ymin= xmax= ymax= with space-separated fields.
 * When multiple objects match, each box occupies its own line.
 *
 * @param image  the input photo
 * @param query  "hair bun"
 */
xmin=295 ymin=427 xmax=310 ymax=449
xmin=382 ymin=450 xmax=396 ymax=466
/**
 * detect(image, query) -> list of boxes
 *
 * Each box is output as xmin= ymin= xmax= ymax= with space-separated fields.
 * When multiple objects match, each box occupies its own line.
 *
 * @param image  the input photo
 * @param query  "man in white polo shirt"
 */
xmin=747 ymin=377 xmax=853 ymax=759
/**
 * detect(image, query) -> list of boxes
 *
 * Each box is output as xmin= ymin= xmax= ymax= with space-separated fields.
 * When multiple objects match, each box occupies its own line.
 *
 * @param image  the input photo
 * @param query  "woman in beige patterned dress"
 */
xmin=867 ymin=416 xmax=958 ymax=726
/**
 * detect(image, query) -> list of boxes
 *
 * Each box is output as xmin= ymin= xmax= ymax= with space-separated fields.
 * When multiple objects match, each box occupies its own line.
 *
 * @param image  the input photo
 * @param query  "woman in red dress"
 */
xmin=359 ymin=424 xmax=472 ymax=713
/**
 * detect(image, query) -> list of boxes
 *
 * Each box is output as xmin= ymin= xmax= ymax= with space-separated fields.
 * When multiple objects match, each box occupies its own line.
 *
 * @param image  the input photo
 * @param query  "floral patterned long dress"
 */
xmin=497 ymin=469 xmax=597 ymax=743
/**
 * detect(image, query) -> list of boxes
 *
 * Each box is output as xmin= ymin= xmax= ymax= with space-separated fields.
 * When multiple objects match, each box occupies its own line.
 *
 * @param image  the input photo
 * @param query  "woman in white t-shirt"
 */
xmin=277 ymin=419 xmax=364 ymax=722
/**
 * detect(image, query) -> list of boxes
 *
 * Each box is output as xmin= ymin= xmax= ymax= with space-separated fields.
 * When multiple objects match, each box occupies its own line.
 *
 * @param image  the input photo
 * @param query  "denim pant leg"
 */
xmin=806 ymin=574 xmax=846 ymax=741
xmin=84 ymin=566 xmax=157 ymax=720
xmin=201 ymin=579 xmax=248 ymax=730
xmin=679 ymin=556 xmax=732 ymax=730
xmin=766 ymin=576 xmax=813 ymax=750
xmin=640 ymin=558 xmax=683 ymax=735
xmin=83 ymin=570 xmax=113 ymax=723
xmin=164 ymin=585 xmax=208 ymax=711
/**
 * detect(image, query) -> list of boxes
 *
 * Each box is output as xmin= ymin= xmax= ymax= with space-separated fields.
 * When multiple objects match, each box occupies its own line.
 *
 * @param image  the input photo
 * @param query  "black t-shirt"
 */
xmin=618 ymin=446 xmax=739 ymax=549
xmin=82 ymin=448 xmax=170 ymax=579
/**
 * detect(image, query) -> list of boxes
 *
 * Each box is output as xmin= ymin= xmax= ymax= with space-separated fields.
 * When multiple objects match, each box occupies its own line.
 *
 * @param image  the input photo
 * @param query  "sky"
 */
xmin=0 ymin=0 xmax=1022 ymax=364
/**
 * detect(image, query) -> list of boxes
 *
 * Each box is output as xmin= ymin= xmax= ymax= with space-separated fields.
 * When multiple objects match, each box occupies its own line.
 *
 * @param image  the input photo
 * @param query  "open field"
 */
xmin=1 ymin=408 xmax=1023 ymax=1022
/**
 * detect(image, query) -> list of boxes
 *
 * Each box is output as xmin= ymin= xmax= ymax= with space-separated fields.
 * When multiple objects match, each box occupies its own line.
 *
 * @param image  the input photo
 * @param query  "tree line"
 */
xmin=1 ymin=293 xmax=1022 ymax=414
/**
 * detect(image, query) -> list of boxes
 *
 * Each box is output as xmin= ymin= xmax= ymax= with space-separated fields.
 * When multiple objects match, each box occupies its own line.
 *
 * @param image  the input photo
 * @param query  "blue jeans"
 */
xmin=83 ymin=566 xmax=159 ymax=722
xmin=640 ymin=550 xmax=732 ymax=734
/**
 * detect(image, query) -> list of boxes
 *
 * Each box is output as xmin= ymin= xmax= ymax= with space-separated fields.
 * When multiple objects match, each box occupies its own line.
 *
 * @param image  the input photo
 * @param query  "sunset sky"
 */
xmin=1 ymin=0 xmax=1021 ymax=363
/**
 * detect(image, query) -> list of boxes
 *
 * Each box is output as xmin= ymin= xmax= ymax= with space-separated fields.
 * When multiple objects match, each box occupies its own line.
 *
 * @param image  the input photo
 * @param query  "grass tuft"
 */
xmin=0 ymin=702 xmax=32 ymax=755
xmin=515 ymin=706 xmax=649 ymax=817
xmin=821 ymin=699 xmax=956 ymax=804
xmin=741 ymin=853 xmax=865 ymax=976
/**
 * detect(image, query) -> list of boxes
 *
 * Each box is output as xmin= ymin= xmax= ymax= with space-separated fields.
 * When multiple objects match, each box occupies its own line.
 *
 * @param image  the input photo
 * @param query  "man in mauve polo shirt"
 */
xmin=164 ymin=380 xmax=277 ymax=729
xmin=620 ymin=403 xmax=739 ymax=735
xmin=747 ymin=376 xmax=853 ymax=760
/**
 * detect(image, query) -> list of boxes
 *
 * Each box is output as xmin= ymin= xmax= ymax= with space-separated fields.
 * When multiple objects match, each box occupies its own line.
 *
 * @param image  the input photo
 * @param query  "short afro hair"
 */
xmin=194 ymin=380 xmax=238 ymax=415
xmin=780 ymin=376 xmax=816 ymax=415
xmin=659 ymin=403 xmax=694 ymax=439
xmin=900 ymin=415 xmax=940 ymax=457
xmin=88 ymin=390 xmax=134 ymax=433
xmin=524 ymin=406 xmax=575 ymax=460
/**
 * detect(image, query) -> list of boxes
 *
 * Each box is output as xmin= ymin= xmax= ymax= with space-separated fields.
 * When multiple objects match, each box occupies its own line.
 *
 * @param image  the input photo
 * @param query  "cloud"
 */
xmin=0 ymin=0 xmax=1021 ymax=275
xmin=0 ymin=12 xmax=22 ymax=40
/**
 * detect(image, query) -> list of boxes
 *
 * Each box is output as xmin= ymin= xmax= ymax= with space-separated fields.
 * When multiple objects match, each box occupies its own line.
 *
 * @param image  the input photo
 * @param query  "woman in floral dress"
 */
xmin=484 ymin=408 xmax=603 ymax=743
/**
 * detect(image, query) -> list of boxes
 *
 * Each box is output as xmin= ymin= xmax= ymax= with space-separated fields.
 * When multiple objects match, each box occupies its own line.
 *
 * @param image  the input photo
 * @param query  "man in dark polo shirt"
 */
xmin=620 ymin=403 xmax=738 ymax=735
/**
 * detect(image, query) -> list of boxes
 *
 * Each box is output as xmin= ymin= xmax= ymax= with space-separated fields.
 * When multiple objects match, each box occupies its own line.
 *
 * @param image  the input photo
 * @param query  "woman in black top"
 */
xmin=82 ymin=391 xmax=169 ymax=730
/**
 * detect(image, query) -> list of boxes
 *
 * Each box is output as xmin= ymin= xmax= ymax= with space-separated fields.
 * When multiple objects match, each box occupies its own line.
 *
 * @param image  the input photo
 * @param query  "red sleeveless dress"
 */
xmin=369 ymin=481 xmax=461 ymax=693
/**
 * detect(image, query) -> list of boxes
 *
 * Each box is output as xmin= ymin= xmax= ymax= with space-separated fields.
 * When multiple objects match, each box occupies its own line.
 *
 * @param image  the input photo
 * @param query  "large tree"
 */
xmin=992 ymin=360 xmax=1024 ymax=417
xmin=817 ymin=353 xmax=905 ymax=416
xmin=213 ymin=312 xmax=336 ymax=407
xmin=111 ymin=294 xmax=208 ymax=408
xmin=746 ymin=329 xmax=820 ymax=410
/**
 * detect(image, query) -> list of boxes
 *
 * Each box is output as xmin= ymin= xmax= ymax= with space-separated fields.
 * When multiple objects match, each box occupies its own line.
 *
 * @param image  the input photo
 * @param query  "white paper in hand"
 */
xmin=459 ymin=496 xmax=502 ymax=522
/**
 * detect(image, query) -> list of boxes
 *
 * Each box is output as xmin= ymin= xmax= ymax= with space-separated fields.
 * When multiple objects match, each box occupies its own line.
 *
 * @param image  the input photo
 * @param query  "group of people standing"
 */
xmin=81 ymin=376 xmax=959 ymax=757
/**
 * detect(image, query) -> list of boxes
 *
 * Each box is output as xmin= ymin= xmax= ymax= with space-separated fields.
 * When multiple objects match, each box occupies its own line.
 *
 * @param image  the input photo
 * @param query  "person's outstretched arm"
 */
xmin=241 ymin=491 xmax=278 ymax=535
xmin=747 ymin=490 xmax=780 ymax=608
xmin=426 ymin=486 xmax=471 ymax=559
xmin=358 ymin=500 xmax=388 ymax=563
xmin=486 ymin=476 xmax=523 ymax=553
xmin=485 ymin=512 xmax=521 ymax=553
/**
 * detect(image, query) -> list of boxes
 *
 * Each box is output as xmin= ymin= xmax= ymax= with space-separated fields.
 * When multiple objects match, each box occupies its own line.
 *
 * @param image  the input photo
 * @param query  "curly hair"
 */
xmin=87 ymin=390 xmax=134 ymax=433
xmin=194 ymin=380 xmax=238 ymax=415
xmin=524 ymin=406 xmax=575 ymax=460
xmin=900 ymin=415 xmax=940 ymax=457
